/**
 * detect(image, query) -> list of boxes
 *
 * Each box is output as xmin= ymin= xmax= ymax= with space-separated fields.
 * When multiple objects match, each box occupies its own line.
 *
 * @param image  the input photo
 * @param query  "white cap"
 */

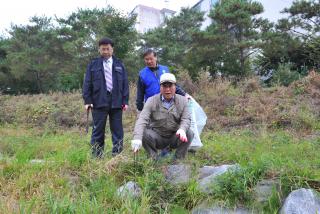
xmin=160 ymin=73 xmax=176 ymax=84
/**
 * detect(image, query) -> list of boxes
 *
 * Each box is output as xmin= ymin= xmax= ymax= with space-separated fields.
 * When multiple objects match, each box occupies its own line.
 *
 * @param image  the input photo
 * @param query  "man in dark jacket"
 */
xmin=83 ymin=37 xmax=129 ymax=158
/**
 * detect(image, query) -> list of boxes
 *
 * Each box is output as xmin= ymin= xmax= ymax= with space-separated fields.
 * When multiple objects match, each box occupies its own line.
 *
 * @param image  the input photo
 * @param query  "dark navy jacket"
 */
xmin=83 ymin=56 xmax=129 ymax=109
xmin=136 ymin=65 xmax=186 ymax=111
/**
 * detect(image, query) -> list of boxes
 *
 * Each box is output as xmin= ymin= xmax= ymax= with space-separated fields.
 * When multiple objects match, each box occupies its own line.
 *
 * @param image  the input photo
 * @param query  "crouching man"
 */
xmin=131 ymin=73 xmax=194 ymax=160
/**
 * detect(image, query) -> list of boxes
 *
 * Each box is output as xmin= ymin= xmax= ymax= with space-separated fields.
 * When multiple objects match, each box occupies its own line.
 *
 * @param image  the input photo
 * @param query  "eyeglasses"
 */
xmin=161 ymin=82 xmax=174 ymax=88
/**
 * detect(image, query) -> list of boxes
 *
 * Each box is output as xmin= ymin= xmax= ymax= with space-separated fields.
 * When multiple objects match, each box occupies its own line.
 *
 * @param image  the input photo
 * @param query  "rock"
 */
xmin=29 ymin=159 xmax=54 ymax=164
xmin=164 ymin=164 xmax=192 ymax=185
xmin=198 ymin=166 xmax=225 ymax=179
xmin=280 ymin=188 xmax=320 ymax=214
xmin=254 ymin=179 xmax=279 ymax=203
xmin=192 ymin=206 xmax=252 ymax=214
xmin=198 ymin=164 xmax=239 ymax=194
xmin=30 ymin=159 xmax=46 ymax=164
xmin=117 ymin=181 xmax=141 ymax=199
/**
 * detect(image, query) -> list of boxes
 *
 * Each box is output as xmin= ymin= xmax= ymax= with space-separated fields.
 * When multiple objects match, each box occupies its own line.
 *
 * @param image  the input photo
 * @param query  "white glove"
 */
xmin=131 ymin=140 xmax=142 ymax=153
xmin=85 ymin=104 xmax=93 ymax=110
xmin=176 ymin=129 xmax=188 ymax=143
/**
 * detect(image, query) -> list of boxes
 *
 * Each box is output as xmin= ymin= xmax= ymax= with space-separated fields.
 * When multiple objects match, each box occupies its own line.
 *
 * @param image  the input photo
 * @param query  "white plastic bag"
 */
xmin=188 ymin=97 xmax=207 ymax=150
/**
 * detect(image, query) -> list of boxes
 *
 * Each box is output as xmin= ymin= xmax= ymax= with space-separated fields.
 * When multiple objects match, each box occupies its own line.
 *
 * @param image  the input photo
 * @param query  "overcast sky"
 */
xmin=0 ymin=0 xmax=294 ymax=36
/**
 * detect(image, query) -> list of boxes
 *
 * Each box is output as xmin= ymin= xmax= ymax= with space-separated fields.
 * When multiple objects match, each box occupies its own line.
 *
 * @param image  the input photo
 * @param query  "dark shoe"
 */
xmin=92 ymin=149 xmax=103 ymax=159
xmin=111 ymin=151 xmax=120 ymax=157
xmin=112 ymin=140 xmax=123 ymax=155
xmin=160 ymin=148 xmax=170 ymax=157
xmin=91 ymin=142 xmax=104 ymax=159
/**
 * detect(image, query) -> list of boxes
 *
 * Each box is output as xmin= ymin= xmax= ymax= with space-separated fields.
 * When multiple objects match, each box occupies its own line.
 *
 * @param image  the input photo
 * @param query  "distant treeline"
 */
xmin=0 ymin=0 xmax=319 ymax=94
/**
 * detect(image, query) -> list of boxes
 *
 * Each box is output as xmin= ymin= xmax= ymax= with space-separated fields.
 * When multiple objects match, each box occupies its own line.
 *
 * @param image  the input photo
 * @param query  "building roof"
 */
xmin=130 ymin=4 xmax=176 ymax=15
xmin=192 ymin=0 xmax=205 ymax=9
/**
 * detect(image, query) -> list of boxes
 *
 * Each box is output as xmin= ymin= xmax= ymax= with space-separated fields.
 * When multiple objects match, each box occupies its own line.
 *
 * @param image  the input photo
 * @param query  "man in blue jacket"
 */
xmin=136 ymin=49 xmax=190 ymax=156
xmin=136 ymin=49 xmax=189 ymax=111
xmin=83 ymin=37 xmax=129 ymax=158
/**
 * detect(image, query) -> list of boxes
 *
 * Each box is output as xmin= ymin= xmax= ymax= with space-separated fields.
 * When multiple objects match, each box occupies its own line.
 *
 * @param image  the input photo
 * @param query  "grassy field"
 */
xmin=1 ymin=125 xmax=319 ymax=213
xmin=1 ymin=73 xmax=320 ymax=213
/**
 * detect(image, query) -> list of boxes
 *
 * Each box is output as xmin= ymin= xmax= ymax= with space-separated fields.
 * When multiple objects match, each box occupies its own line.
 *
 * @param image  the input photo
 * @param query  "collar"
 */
xmin=104 ymin=57 xmax=113 ymax=64
xmin=161 ymin=95 xmax=175 ymax=102
xmin=148 ymin=64 xmax=159 ymax=72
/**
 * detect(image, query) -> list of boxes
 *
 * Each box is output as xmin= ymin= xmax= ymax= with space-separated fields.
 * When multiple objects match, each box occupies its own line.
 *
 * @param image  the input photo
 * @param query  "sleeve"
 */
xmin=82 ymin=62 xmax=93 ymax=104
xmin=122 ymin=63 xmax=129 ymax=105
xmin=133 ymin=97 xmax=153 ymax=140
xmin=179 ymin=99 xmax=191 ymax=132
xmin=136 ymin=75 xmax=145 ymax=111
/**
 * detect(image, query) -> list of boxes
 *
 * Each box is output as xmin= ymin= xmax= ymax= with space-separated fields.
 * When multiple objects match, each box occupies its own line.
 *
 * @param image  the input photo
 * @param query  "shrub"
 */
xmin=271 ymin=63 xmax=301 ymax=87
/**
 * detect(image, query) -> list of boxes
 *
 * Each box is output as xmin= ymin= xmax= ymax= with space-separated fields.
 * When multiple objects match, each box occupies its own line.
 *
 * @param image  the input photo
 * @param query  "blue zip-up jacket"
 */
xmin=82 ymin=56 xmax=129 ymax=109
xmin=136 ymin=64 xmax=186 ymax=111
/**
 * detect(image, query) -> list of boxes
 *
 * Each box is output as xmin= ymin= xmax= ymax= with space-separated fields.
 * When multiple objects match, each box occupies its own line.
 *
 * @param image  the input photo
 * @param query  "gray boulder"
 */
xmin=198 ymin=166 xmax=221 ymax=179
xmin=30 ymin=159 xmax=46 ymax=164
xmin=280 ymin=188 xmax=320 ymax=214
xmin=117 ymin=181 xmax=141 ymax=198
xmin=164 ymin=164 xmax=192 ymax=185
xmin=198 ymin=164 xmax=239 ymax=194
xmin=192 ymin=206 xmax=252 ymax=214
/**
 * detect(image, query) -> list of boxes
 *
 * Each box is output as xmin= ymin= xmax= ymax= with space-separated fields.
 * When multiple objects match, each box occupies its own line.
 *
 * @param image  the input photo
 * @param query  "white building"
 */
xmin=192 ymin=0 xmax=220 ymax=30
xmin=130 ymin=5 xmax=176 ymax=34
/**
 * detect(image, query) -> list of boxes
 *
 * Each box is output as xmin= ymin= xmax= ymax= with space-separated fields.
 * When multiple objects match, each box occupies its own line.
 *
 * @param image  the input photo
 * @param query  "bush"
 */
xmin=271 ymin=63 xmax=301 ymax=87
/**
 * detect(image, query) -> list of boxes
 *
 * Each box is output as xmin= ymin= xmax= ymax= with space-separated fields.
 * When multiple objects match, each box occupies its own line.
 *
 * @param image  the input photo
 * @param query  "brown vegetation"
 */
xmin=0 ymin=72 xmax=319 ymax=137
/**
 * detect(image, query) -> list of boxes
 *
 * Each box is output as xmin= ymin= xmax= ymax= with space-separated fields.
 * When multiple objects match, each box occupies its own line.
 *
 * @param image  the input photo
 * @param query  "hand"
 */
xmin=85 ymin=104 xmax=93 ymax=111
xmin=176 ymin=129 xmax=188 ymax=143
xmin=131 ymin=139 xmax=142 ymax=153
xmin=122 ymin=104 xmax=128 ymax=111
xmin=185 ymin=93 xmax=192 ymax=100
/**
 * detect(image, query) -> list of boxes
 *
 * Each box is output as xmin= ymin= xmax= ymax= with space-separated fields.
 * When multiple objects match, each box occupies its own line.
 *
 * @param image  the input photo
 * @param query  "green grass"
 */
xmin=1 ymin=125 xmax=320 ymax=213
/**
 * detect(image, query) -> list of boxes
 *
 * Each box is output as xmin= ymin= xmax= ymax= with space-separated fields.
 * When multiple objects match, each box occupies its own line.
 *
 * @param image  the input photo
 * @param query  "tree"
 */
xmin=256 ymin=0 xmax=319 ymax=81
xmin=279 ymin=0 xmax=320 ymax=69
xmin=2 ymin=6 xmax=138 ymax=94
xmin=57 ymin=6 xmax=138 ymax=90
xmin=187 ymin=0 xmax=265 ymax=78
xmin=0 ymin=38 xmax=11 ymax=93
xmin=6 ymin=16 xmax=64 ymax=93
xmin=142 ymin=8 xmax=204 ymax=69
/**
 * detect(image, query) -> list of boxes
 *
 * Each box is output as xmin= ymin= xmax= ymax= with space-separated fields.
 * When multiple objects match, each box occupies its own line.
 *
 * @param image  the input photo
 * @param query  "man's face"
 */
xmin=160 ymin=82 xmax=176 ymax=100
xmin=99 ymin=44 xmax=113 ymax=58
xmin=144 ymin=53 xmax=157 ymax=68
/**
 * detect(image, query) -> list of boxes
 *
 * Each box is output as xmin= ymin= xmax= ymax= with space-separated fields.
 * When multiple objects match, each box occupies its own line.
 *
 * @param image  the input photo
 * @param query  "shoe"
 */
xmin=111 ymin=152 xmax=119 ymax=157
xmin=160 ymin=148 xmax=170 ymax=157
xmin=91 ymin=143 xmax=104 ymax=159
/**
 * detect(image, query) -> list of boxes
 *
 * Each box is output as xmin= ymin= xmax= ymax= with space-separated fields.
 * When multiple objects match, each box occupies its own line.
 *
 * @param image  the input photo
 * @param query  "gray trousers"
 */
xmin=142 ymin=128 xmax=194 ymax=159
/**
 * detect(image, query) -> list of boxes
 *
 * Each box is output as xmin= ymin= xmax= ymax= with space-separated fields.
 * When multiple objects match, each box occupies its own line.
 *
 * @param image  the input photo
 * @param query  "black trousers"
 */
xmin=142 ymin=128 xmax=194 ymax=159
xmin=90 ymin=96 xmax=123 ymax=157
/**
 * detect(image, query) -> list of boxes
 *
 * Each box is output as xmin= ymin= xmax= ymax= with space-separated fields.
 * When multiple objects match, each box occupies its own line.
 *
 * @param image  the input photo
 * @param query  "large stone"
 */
xmin=117 ymin=181 xmax=141 ymax=198
xmin=192 ymin=206 xmax=252 ymax=214
xmin=198 ymin=164 xmax=239 ymax=194
xmin=280 ymin=188 xmax=320 ymax=214
xmin=30 ymin=159 xmax=46 ymax=164
xmin=254 ymin=179 xmax=279 ymax=203
xmin=164 ymin=164 xmax=192 ymax=185
xmin=198 ymin=166 xmax=220 ymax=179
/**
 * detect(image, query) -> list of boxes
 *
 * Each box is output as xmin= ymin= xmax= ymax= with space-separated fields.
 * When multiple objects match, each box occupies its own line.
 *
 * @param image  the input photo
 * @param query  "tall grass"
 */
xmin=1 ymin=125 xmax=319 ymax=213
xmin=1 ymin=73 xmax=320 ymax=213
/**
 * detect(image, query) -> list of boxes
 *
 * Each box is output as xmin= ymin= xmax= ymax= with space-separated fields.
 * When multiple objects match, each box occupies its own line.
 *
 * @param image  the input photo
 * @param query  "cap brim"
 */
xmin=160 ymin=80 xmax=176 ymax=84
